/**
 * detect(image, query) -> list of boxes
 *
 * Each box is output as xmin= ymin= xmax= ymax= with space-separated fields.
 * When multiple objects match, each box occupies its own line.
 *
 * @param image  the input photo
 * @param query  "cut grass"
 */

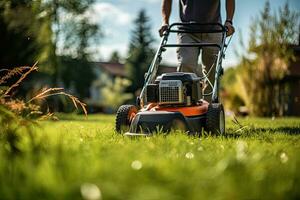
xmin=0 ymin=115 xmax=299 ymax=200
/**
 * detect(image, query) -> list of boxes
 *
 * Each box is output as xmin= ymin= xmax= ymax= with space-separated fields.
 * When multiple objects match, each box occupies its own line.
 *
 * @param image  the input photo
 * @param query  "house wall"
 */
xmin=288 ymin=51 xmax=300 ymax=116
xmin=289 ymin=79 xmax=300 ymax=116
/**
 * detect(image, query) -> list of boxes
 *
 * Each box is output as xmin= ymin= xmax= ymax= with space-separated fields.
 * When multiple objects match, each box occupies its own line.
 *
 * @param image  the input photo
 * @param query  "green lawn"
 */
xmin=1 ymin=115 xmax=300 ymax=200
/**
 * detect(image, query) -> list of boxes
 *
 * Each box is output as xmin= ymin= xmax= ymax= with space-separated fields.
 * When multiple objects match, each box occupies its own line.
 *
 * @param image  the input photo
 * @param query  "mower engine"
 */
xmin=116 ymin=22 xmax=229 ymax=136
xmin=146 ymin=72 xmax=202 ymax=106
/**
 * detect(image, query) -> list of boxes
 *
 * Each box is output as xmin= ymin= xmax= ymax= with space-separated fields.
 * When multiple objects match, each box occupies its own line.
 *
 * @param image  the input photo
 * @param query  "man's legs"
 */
xmin=201 ymin=33 xmax=222 ymax=101
xmin=177 ymin=33 xmax=203 ymax=77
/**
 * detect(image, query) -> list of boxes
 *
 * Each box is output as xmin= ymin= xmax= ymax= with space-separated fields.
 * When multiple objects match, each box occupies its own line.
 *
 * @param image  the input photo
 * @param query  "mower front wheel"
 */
xmin=206 ymin=103 xmax=225 ymax=135
xmin=115 ymin=105 xmax=138 ymax=134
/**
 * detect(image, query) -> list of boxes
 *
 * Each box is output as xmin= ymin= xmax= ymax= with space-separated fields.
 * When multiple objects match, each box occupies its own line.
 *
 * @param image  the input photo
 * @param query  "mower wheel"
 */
xmin=115 ymin=105 xmax=138 ymax=134
xmin=206 ymin=103 xmax=225 ymax=135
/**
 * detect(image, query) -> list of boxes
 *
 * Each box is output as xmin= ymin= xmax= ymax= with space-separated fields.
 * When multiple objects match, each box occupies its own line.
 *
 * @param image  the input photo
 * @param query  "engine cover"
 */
xmin=145 ymin=72 xmax=202 ymax=106
xmin=159 ymin=80 xmax=184 ymax=104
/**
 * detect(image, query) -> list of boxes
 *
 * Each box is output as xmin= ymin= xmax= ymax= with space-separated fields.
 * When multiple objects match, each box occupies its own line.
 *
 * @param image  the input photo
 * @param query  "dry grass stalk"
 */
xmin=0 ymin=66 xmax=31 ymax=85
xmin=1 ymin=62 xmax=88 ymax=117
xmin=232 ymin=115 xmax=243 ymax=128
xmin=231 ymin=115 xmax=249 ymax=133
xmin=28 ymin=87 xmax=64 ymax=102
xmin=38 ymin=112 xmax=59 ymax=121
xmin=29 ymin=90 xmax=87 ymax=116
xmin=3 ymin=62 xmax=38 ymax=96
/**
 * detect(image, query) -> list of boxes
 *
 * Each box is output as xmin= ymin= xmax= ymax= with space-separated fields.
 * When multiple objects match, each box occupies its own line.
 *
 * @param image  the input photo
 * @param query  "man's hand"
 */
xmin=225 ymin=0 xmax=235 ymax=36
xmin=159 ymin=24 xmax=169 ymax=37
xmin=225 ymin=21 xmax=235 ymax=37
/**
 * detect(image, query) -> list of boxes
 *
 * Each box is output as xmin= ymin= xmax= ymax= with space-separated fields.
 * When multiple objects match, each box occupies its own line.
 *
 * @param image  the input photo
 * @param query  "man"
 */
xmin=159 ymin=0 xmax=235 ymax=99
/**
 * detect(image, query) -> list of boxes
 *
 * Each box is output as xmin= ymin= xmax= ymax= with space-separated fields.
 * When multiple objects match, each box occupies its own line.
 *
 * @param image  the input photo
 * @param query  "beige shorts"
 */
xmin=177 ymin=33 xmax=222 ymax=83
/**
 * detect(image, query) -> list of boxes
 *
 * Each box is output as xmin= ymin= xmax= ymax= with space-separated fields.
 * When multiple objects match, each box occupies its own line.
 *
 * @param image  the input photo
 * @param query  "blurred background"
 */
xmin=0 ymin=0 xmax=299 ymax=117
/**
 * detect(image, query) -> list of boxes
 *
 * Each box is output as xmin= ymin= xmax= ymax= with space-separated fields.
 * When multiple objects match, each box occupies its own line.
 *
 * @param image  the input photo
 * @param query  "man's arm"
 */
xmin=225 ymin=0 xmax=235 ymax=36
xmin=162 ymin=0 xmax=172 ymax=25
xmin=159 ymin=0 xmax=172 ymax=37
xmin=226 ymin=0 xmax=235 ymax=22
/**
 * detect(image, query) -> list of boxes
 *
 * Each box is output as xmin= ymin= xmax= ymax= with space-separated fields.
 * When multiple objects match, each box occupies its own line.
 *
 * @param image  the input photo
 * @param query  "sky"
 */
xmin=88 ymin=0 xmax=300 ymax=67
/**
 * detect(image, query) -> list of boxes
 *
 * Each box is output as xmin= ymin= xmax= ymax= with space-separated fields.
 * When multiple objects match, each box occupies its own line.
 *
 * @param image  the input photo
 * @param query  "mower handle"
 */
xmin=167 ymin=22 xmax=227 ymax=34
xmin=163 ymin=43 xmax=222 ymax=49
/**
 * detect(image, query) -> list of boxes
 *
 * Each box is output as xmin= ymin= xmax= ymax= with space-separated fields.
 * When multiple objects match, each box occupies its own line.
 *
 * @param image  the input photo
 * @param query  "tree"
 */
xmin=0 ymin=0 xmax=49 ymax=68
xmin=235 ymin=2 xmax=299 ymax=116
xmin=109 ymin=51 xmax=121 ymax=63
xmin=60 ymin=56 xmax=96 ymax=98
xmin=125 ymin=10 xmax=154 ymax=97
xmin=0 ymin=0 xmax=56 ymax=98
xmin=40 ymin=0 xmax=101 ymax=89
xmin=45 ymin=0 xmax=101 ymax=99
xmin=0 ymin=0 xmax=101 ymax=100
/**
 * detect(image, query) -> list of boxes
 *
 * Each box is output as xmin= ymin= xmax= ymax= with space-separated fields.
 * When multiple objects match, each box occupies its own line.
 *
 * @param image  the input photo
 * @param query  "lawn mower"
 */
xmin=115 ymin=22 xmax=231 ymax=136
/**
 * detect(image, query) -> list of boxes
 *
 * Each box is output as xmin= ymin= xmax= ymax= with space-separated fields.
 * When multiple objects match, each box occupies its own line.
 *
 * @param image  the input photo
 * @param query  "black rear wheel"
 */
xmin=206 ymin=103 xmax=225 ymax=135
xmin=115 ymin=105 xmax=138 ymax=134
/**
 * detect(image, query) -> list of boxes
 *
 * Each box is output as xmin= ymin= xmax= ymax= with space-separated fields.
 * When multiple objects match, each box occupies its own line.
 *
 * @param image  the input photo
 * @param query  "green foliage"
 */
xmin=221 ymin=67 xmax=245 ymax=113
xmin=0 ymin=105 xmax=44 ymax=157
xmin=60 ymin=56 xmax=96 ymax=98
xmin=0 ymin=115 xmax=299 ymax=199
xmin=0 ymin=0 xmax=51 ymax=69
xmin=58 ymin=10 xmax=101 ymax=59
xmin=225 ymin=2 xmax=299 ymax=116
xmin=0 ymin=0 xmax=101 ymax=99
xmin=0 ymin=64 xmax=87 ymax=160
xmin=101 ymin=77 xmax=133 ymax=111
xmin=125 ymin=10 xmax=155 ymax=97
xmin=40 ymin=0 xmax=101 ymax=93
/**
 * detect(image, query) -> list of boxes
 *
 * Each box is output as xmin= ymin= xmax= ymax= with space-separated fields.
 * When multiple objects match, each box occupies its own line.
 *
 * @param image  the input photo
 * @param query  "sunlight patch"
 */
xmin=131 ymin=160 xmax=143 ymax=170
xmin=197 ymin=146 xmax=204 ymax=151
xmin=185 ymin=152 xmax=194 ymax=159
xmin=280 ymin=152 xmax=288 ymax=163
xmin=236 ymin=141 xmax=248 ymax=161
xmin=80 ymin=183 xmax=102 ymax=200
xmin=220 ymin=145 xmax=225 ymax=150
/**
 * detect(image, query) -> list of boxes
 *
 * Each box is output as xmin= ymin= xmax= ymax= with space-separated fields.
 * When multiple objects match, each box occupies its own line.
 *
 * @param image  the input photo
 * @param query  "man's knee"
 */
xmin=177 ymin=62 xmax=195 ymax=73
xmin=177 ymin=49 xmax=198 ymax=71
xmin=178 ymin=56 xmax=197 ymax=70
xmin=202 ymin=49 xmax=218 ymax=68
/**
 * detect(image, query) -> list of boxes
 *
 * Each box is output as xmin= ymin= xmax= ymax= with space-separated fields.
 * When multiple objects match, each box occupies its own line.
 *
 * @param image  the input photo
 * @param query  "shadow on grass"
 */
xmin=225 ymin=126 xmax=300 ymax=138
xmin=253 ymin=127 xmax=300 ymax=135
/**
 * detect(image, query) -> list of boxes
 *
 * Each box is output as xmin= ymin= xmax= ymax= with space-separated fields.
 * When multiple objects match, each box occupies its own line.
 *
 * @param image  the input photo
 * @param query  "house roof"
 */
xmin=93 ymin=62 xmax=126 ymax=77
xmin=93 ymin=61 xmax=177 ymax=77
